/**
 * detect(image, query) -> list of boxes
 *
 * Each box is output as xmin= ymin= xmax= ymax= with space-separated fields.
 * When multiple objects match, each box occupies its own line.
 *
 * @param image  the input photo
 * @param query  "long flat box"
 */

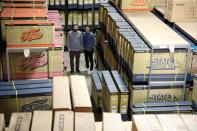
xmin=131 ymin=84 xmax=189 ymax=104
xmin=111 ymin=70 xmax=129 ymax=114
xmin=103 ymin=113 xmax=124 ymax=131
xmin=31 ymin=111 xmax=52 ymax=131
xmin=181 ymin=115 xmax=197 ymax=130
xmin=75 ymin=112 xmax=95 ymax=131
xmin=132 ymin=115 xmax=163 ymax=131
xmin=91 ymin=71 xmax=102 ymax=108
xmin=8 ymin=113 xmax=32 ymax=131
xmin=53 ymin=76 xmax=71 ymax=111
xmin=123 ymin=121 xmax=132 ymax=131
xmin=53 ymin=111 xmax=74 ymax=131
xmin=2 ymin=48 xmax=64 ymax=80
xmin=0 ymin=8 xmax=47 ymax=41
xmin=70 ymin=75 xmax=92 ymax=112
xmin=102 ymin=71 xmax=119 ymax=113
xmin=0 ymin=114 xmax=5 ymax=131
xmin=5 ymin=21 xmax=54 ymax=48
xmin=156 ymin=114 xmax=188 ymax=131
xmin=0 ymin=82 xmax=52 ymax=122
xmin=95 ymin=122 xmax=102 ymax=131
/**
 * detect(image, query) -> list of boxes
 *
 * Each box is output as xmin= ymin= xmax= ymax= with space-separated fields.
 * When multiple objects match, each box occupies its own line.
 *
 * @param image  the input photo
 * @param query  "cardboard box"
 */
xmin=148 ymin=0 xmax=166 ymax=8
xmin=0 ymin=79 xmax=52 ymax=122
xmin=83 ymin=11 xmax=88 ymax=27
xmin=102 ymin=71 xmax=119 ymax=113
xmin=119 ymin=0 xmax=151 ymax=12
xmin=103 ymin=113 xmax=124 ymax=131
xmin=75 ymin=112 xmax=95 ymax=131
xmin=53 ymin=76 xmax=71 ymax=111
xmin=53 ymin=111 xmax=74 ymax=131
xmin=123 ymin=121 xmax=132 ymax=131
xmin=8 ymin=113 xmax=32 ymax=131
xmin=73 ymin=11 xmax=78 ymax=25
xmin=132 ymin=115 xmax=163 ymax=131
xmin=2 ymin=48 xmax=64 ymax=80
xmin=5 ymin=21 xmax=54 ymax=48
xmin=95 ymin=122 xmax=102 ymax=131
xmin=91 ymin=71 xmax=102 ymax=108
xmin=2 ymin=3 xmax=46 ymax=8
xmin=131 ymin=84 xmax=189 ymax=104
xmin=111 ymin=71 xmax=129 ymax=114
xmin=0 ymin=114 xmax=5 ymax=131
xmin=165 ymin=0 xmax=197 ymax=22
xmin=192 ymin=75 xmax=197 ymax=103
xmin=88 ymin=11 xmax=92 ymax=25
xmin=3 ymin=0 xmax=46 ymax=4
xmin=31 ymin=111 xmax=52 ymax=131
xmin=181 ymin=115 xmax=197 ymax=131
xmin=0 ymin=8 xmax=47 ymax=41
xmin=70 ymin=75 xmax=92 ymax=112
xmin=156 ymin=114 xmax=189 ymax=130
xmin=78 ymin=12 xmax=83 ymax=27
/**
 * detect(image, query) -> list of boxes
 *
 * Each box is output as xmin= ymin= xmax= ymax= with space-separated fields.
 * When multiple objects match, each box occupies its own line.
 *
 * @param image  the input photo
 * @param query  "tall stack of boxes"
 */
xmin=0 ymin=0 xmax=65 ymax=80
xmin=97 ymin=2 xmax=195 ymax=114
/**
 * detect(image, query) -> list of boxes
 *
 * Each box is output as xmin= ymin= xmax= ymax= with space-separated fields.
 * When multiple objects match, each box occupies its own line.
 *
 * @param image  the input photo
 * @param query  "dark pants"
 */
xmin=84 ymin=49 xmax=94 ymax=70
xmin=69 ymin=51 xmax=81 ymax=71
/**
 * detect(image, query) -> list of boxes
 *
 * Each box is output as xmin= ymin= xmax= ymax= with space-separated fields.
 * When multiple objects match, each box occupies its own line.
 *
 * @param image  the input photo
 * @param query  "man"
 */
xmin=67 ymin=24 xmax=84 ymax=73
xmin=83 ymin=26 xmax=96 ymax=71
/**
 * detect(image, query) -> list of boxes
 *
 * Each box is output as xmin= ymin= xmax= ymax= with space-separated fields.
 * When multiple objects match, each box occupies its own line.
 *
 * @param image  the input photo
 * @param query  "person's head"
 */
xmin=85 ymin=26 xmax=91 ymax=32
xmin=73 ymin=24 xmax=78 ymax=31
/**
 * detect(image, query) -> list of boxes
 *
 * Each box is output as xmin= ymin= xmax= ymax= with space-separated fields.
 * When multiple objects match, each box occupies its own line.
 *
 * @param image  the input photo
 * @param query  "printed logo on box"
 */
xmin=150 ymin=57 xmax=177 ymax=70
xmin=21 ymin=29 xmax=43 ymax=42
xmin=20 ymin=53 xmax=48 ymax=71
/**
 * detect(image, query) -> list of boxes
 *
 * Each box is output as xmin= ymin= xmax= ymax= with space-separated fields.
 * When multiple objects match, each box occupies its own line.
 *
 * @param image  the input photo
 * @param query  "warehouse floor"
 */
xmin=64 ymin=51 xmax=103 ymax=121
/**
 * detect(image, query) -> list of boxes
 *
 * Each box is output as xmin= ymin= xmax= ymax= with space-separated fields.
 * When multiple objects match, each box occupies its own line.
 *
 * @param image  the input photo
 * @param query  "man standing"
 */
xmin=83 ymin=26 xmax=95 ymax=71
xmin=67 ymin=24 xmax=84 ymax=73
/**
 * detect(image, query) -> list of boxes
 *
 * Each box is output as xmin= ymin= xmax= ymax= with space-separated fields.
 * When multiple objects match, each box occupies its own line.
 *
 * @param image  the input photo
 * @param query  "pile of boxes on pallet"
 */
xmin=0 ymin=0 xmax=65 ymax=80
xmin=66 ymin=0 xmax=99 ymax=10
xmin=97 ymin=2 xmax=197 ymax=114
xmin=0 ymin=112 xmax=132 ymax=131
xmin=91 ymin=70 xmax=129 ymax=115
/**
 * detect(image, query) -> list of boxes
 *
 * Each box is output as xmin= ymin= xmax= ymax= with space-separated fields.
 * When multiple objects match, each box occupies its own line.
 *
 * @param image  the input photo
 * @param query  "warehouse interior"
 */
xmin=0 ymin=0 xmax=197 ymax=130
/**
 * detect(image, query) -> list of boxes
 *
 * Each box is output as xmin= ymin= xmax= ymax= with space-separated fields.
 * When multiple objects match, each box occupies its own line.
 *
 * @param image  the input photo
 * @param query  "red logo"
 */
xmin=21 ymin=29 xmax=43 ymax=42
xmin=20 ymin=53 xmax=48 ymax=71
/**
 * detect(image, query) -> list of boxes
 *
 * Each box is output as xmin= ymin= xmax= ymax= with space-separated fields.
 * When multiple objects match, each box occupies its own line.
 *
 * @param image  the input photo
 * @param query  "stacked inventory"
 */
xmin=0 ymin=0 xmax=65 ymax=80
xmin=98 ymin=3 xmax=195 ymax=114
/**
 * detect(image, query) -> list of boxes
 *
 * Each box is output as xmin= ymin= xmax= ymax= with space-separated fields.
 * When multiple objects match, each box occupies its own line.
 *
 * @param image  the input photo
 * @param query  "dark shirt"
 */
xmin=83 ymin=32 xmax=95 ymax=51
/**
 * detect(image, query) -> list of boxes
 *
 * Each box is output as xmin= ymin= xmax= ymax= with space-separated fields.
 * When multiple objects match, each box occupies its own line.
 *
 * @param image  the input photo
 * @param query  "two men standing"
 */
xmin=67 ymin=24 xmax=95 ymax=73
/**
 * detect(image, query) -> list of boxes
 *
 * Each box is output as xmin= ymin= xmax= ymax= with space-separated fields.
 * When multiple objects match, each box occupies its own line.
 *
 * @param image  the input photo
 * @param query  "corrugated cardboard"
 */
xmin=165 ymin=0 xmax=197 ymax=22
xmin=75 ymin=112 xmax=95 ymax=131
xmin=132 ymin=115 xmax=163 ymax=131
xmin=103 ymin=113 xmax=124 ymax=131
xmin=5 ymin=21 xmax=54 ymax=48
xmin=91 ymin=72 xmax=102 ymax=108
xmin=70 ymin=75 xmax=92 ymax=112
xmin=111 ymin=71 xmax=129 ymax=114
xmin=123 ymin=121 xmax=132 ymax=131
xmin=156 ymin=114 xmax=189 ymax=131
xmin=181 ymin=115 xmax=197 ymax=131
xmin=31 ymin=111 xmax=52 ymax=131
xmin=8 ymin=113 xmax=32 ymax=131
xmin=131 ymin=85 xmax=189 ymax=104
xmin=2 ymin=48 xmax=63 ymax=80
xmin=192 ymin=75 xmax=197 ymax=103
xmin=53 ymin=111 xmax=74 ymax=131
xmin=95 ymin=122 xmax=102 ymax=131
xmin=0 ymin=114 xmax=5 ymax=131
xmin=102 ymin=71 xmax=119 ymax=113
xmin=53 ymin=76 xmax=71 ymax=110
xmin=119 ymin=0 xmax=151 ymax=11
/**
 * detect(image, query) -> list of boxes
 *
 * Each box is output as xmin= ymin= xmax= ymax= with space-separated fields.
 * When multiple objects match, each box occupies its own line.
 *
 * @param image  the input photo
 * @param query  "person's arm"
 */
xmin=80 ymin=32 xmax=84 ymax=50
xmin=67 ymin=32 xmax=71 ymax=51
